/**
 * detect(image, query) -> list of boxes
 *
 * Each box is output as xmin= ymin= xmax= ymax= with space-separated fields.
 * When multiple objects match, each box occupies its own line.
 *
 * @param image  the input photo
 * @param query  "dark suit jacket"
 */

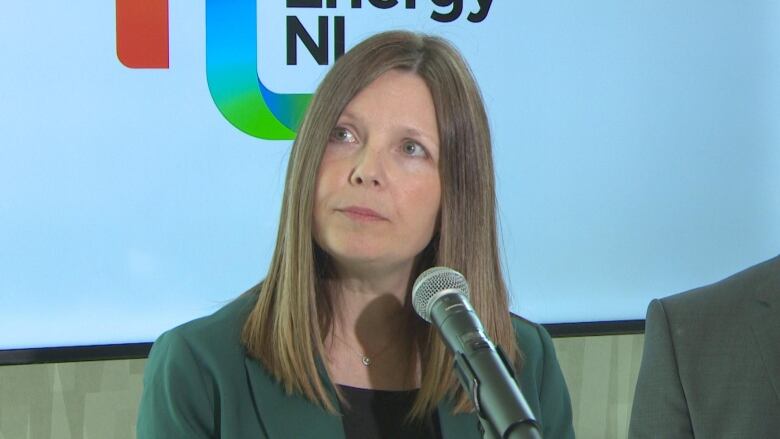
xmin=629 ymin=255 xmax=780 ymax=438
xmin=137 ymin=289 xmax=574 ymax=438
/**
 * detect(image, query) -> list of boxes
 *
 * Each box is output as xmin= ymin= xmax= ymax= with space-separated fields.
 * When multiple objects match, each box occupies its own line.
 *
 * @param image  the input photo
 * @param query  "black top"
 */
xmin=338 ymin=385 xmax=442 ymax=439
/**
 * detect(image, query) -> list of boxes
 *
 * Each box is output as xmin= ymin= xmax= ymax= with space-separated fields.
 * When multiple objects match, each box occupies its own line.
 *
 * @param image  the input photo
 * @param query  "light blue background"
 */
xmin=1 ymin=1 xmax=779 ymax=350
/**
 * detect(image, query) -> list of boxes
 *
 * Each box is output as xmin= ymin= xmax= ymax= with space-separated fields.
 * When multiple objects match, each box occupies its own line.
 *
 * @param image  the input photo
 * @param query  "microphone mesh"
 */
xmin=412 ymin=267 xmax=470 ymax=322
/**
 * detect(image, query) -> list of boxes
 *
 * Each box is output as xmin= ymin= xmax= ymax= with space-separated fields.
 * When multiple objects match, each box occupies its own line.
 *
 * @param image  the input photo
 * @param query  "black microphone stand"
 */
xmin=431 ymin=293 xmax=543 ymax=439
xmin=452 ymin=347 xmax=542 ymax=439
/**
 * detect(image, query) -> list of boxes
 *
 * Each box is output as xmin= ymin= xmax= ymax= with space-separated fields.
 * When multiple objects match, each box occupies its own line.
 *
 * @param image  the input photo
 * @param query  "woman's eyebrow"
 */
xmin=337 ymin=110 xmax=360 ymax=124
xmin=402 ymin=127 xmax=437 ymax=144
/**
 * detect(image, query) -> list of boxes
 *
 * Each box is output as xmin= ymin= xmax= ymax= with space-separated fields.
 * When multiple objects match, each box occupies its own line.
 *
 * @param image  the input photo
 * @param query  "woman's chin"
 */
xmin=317 ymin=235 xmax=427 ymax=276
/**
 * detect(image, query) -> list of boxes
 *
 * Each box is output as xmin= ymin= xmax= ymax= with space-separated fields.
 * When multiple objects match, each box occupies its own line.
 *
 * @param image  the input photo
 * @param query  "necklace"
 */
xmin=331 ymin=332 xmax=396 ymax=367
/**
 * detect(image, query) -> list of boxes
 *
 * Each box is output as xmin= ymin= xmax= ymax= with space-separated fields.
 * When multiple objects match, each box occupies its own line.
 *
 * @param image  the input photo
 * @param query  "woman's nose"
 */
xmin=349 ymin=145 xmax=384 ymax=187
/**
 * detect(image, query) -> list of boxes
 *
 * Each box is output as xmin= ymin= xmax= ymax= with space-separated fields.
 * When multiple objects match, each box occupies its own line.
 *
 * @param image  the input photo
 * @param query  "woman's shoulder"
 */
xmin=172 ymin=286 xmax=258 ymax=334
xmin=508 ymin=313 xmax=575 ymax=438
xmin=508 ymin=313 xmax=554 ymax=362
xmin=148 ymin=284 xmax=260 ymax=366
xmin=138 ymin=285 xmax=263 ymax=437
xmin=507 ymin=313 xmax=561 ymax=392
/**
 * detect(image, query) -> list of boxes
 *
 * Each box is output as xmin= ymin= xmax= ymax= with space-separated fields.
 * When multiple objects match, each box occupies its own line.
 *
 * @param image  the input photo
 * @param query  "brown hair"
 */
xmin=242 ymin=30 xmax=518 ymax=418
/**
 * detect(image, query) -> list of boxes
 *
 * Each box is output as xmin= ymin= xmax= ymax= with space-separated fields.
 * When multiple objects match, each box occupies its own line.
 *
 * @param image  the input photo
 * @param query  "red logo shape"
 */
xmin=116 ymin=0 xmax=169 ymax=68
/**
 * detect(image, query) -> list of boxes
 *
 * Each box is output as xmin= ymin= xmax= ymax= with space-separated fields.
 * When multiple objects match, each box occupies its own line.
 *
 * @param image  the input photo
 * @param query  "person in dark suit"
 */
xmin=629 ymin=255 xmax=780 ymax=438
xmin=137 ymin=31 xmax=574 ymax=438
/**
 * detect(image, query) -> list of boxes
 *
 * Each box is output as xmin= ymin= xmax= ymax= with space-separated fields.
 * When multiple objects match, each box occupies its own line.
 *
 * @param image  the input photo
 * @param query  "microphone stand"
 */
xmin=452 ymin=346 xmax=542 ymax=439
xmin=430 ymin=293 xmax=542 ymax=439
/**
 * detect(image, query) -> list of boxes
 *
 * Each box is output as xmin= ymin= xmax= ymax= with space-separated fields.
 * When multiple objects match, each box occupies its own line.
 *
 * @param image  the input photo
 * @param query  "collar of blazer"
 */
xmin=750 ymin=256 xmax=780 ymax=403
xmin=242 ymin=356 xmax=483 ymax=439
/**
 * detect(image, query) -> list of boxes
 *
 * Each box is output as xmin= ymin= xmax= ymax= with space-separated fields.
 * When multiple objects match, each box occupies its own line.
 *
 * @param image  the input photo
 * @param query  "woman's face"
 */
xmin=313 ymin=69 xmax=441 ymax=275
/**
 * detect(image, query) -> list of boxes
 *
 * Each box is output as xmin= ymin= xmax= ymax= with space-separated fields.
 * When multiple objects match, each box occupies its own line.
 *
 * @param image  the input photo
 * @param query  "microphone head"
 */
xmin=412 ymin=266 xmax=470 ymax=322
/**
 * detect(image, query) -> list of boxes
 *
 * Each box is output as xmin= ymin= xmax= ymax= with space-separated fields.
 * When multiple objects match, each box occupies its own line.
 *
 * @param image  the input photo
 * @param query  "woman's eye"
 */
xmin=330 ymin=127 xmax=356 ymax=143
xmin=402 ymin=141 xmax=427 ymax=157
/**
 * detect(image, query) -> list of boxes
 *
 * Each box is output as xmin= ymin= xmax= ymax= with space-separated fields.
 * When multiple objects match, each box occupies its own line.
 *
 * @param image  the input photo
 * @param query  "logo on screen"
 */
xmin=116 ymin=0 xmax=492 ymax=140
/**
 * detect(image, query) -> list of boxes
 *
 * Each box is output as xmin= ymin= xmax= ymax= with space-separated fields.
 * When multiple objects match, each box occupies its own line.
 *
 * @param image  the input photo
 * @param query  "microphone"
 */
xmin=412 ymin=267 xmax=542 ymax=439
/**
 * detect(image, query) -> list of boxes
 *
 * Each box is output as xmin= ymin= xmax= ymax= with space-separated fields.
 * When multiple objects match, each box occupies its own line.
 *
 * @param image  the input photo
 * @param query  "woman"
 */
xmin=137 ymin=31 xmax=574 ymax=438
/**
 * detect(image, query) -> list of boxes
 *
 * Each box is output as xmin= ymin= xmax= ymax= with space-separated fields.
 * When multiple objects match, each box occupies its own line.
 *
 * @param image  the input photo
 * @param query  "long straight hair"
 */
xmin=242 ymin=31 xmax=518 ymax=418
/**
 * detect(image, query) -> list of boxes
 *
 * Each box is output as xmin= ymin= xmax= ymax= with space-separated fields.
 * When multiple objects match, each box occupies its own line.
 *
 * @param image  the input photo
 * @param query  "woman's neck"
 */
xmin=328 ymin=278 xmax=411 ymax=346
xmin=329 ymin=258 xmax=415 ymax=300
xmin=324 ymin=272 xmax=422 ymax=390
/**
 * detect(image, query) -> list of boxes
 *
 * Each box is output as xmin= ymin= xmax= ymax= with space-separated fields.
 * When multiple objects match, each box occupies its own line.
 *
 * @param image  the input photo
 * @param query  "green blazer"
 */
xmin=137 ymin=289 xmax=574 ymax=438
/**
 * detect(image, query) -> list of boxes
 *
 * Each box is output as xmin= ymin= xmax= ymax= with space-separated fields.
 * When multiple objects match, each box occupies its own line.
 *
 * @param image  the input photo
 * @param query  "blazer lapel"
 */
xmin=244 ymin=357 xmax=345 ymax=439
xmin=437 ymin=397 xmax=482 ymax=439
xmin=750 ymin=270 xmax=780 ymax=403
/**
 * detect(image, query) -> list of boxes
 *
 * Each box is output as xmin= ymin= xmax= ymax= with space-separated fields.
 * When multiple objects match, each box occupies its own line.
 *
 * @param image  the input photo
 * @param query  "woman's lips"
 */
xmin=338 ymin=206 xmax=387 ymax=221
